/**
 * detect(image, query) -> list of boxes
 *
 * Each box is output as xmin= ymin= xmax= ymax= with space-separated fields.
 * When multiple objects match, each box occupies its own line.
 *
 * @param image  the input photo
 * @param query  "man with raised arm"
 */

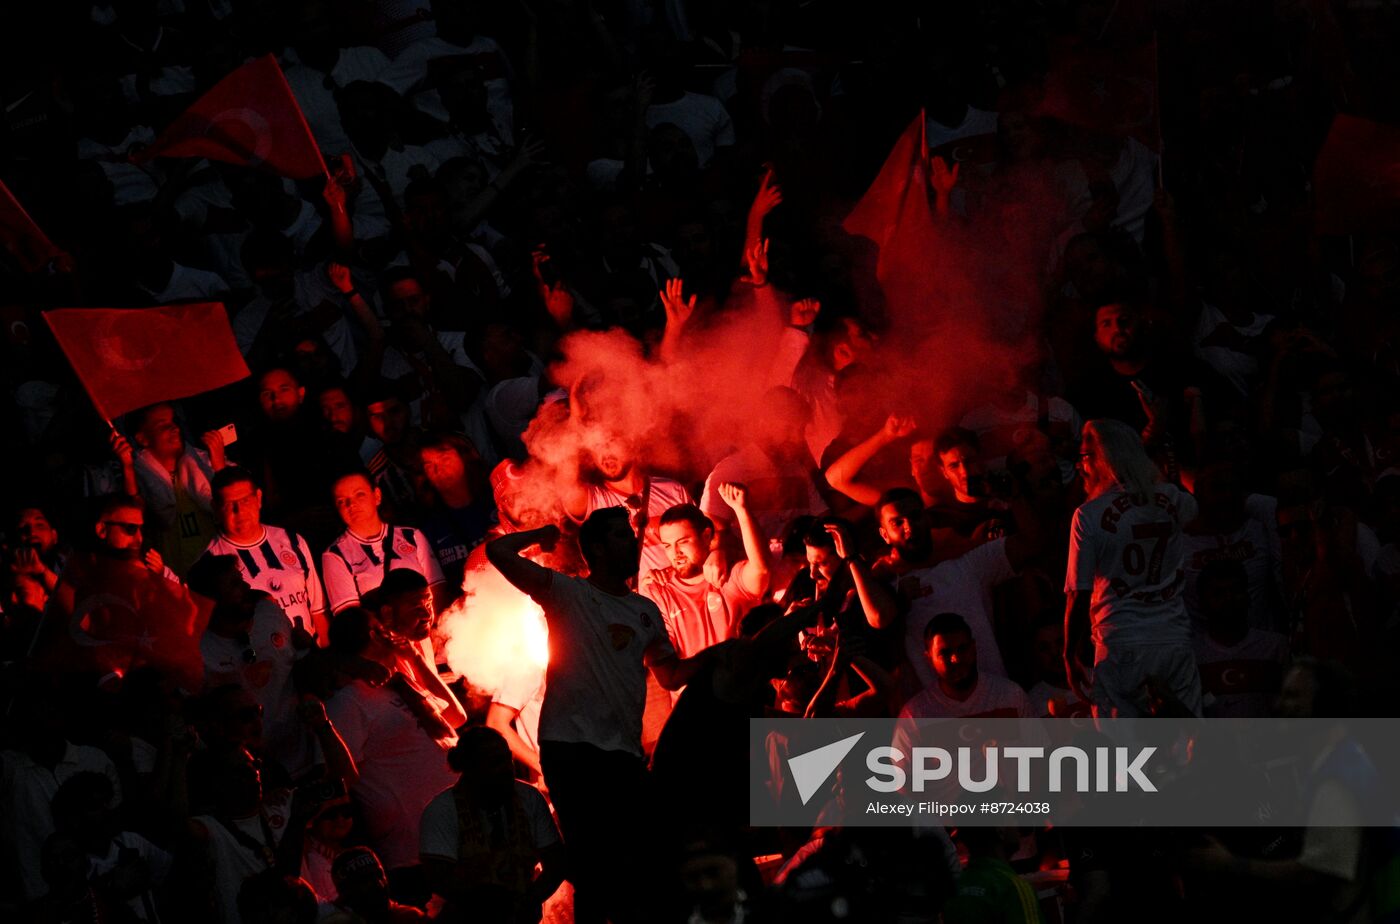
xmin=643 ymin=484 xmax=769 ymax=661
xmin=486 ymin=508 xmax=721 ymax=924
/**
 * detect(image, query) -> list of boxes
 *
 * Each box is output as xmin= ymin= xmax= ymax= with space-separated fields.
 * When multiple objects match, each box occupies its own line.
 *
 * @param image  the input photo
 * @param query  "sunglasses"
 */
xmin=103 ymin=521 xmax=143 ymax=536
xmin=233 ymin=704 xmax=264 ymax=722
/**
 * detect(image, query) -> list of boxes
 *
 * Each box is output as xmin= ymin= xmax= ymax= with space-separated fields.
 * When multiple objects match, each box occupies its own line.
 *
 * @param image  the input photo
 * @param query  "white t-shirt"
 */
xmin=902 ymin=538 xmax=1017 ymax=688
xmin=896 ymin=673 xmax=1033 ymax=721
xmin=1193 ymin=302 xmax=1275 ymax=397
xmin=1025 ymin=680 xmax=1091 ymax=718
xmin=926 ymin=106 xmax=999 ymax=150
xmin=702 ymin=444 xmax=823 ymax=545
xmin=1065 ymin=483 xmax=1199 ymax=659
xmin=194 ymin=792 xmax=292 ymax=924
xmin=1193 ymin=628 xmax=1288 ymax=718
xmin=645 ymin=92 xmax=735 ymax=168
xmin=641 ymin=563 xmax=762 ymax=660
xmin=574 ymin=476 xmax=693 ymax=576
xmin=206 ymin=526 xmax=327 ymax=632
xmin=492 ymin=667 xmax=545 ymax=757
xmin=1 ymin=743 xmax=124 ymax=899
xmin=325 ymin=679 xmax=459 ymax=870
xmin=1182 ymin=494 xmax=1284 ymax=632
xmin=201 ymin=598 xmax=313 ymax=775
xmin=87 ymin=832 xmax=174 ymax=922
xmin=529 ymin=573 xmax=676 ymax=757
xmin=958 ymin=391 xmax=1083 ymax=482
xmin=140 ymin=262 xmax=230 ymax=304
xmin=323 ymin=524 xmax=446 ymax=613
xmin=418 ymin=779 xmax=559 ymax=861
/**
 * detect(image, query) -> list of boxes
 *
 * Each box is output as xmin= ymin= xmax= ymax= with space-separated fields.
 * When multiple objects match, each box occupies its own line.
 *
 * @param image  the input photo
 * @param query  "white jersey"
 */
xmin=575 ymin=476 xmax=693 ymax=576
xmin=1194 ymin=628 xmax=1288 ymax=718
xmin=322 ymin=524 xmax=446 ymax=613
xmin=201 ymin=598 xmax=313 ymax=775
xmin=530 ymin=573 xmax=676 ymax=757
xmin=205 ymin=526 xmax=326 ymax=631
xmin=901 ymin=539 xmax=1016 ymax=687
xmin=1066 ymin=483 xmax=1199 ymax=659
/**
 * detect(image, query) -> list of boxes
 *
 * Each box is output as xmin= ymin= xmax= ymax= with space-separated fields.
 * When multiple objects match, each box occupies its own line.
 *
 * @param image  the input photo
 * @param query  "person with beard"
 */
xmin=896 ymin=613 xmax=1032 ymax=721
xmin=188 ymin=553 xmax=342 ymax=778
xmin=643 ymin=490 xmax=769 ymax=662
xmin=233 ymin=366 xmax=360 ymax=542
xmin=322 ymin=606 xmax=460 ymax=891
xmin=188 ymin=748 xmax=301 ymax=924
xmin=1068 ymin=298 xmax=1209 ymax=463
xmin=561 ymin=425 xmax=695 ymax=577
xmin=317 ymin=384 xmax=385 ymax=469
xmin=418 ymin=727 xmax=564 ymax=924
xmin=875 ymin=487 xmax=1042 ymax=686
xmin=92 ymin=495 xmax=179 ymax=583
xmin=487 ymin=511 xmax=720 ymax=924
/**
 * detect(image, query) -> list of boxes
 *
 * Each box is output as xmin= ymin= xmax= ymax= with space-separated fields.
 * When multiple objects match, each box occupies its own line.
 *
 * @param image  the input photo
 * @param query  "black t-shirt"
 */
xmin=1068 ymin=353 xmax=1211 ymax=443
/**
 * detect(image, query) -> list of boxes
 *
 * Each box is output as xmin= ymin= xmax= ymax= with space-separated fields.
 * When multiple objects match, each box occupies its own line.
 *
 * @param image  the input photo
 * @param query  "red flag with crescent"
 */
xmin=1313 ymin=114 xmax=1400 ymax=235
xmin=0 ymin=179 xmax=68 ymax=272
xmin=133 ymin=54 xmax=327 ymax=180
xmin=43 ymin=303 xmax=250 ymax=421
xmin=1037 ymin=35 xmax=1161 ymax=151
xmin=37 ymin=554 xmax=212 ymax=690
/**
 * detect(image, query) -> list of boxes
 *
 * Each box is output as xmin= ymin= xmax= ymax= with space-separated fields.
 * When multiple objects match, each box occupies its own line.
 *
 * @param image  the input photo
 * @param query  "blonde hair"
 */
xmin=1084 ymin=419 xmax=1159 ymax=503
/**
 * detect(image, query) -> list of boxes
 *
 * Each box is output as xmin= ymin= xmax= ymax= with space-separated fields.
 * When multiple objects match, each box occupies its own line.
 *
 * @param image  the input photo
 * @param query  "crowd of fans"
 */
xmin=4 ymin=0 xmax=1400 ymax=921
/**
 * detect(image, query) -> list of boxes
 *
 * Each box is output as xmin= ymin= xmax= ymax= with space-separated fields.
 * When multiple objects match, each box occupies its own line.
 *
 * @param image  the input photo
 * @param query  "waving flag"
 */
xmin=44 ymin=302 xmax=249 ymax=421
xmin=38 ymin=554 xmax=212 ymax=690
xmin=0 ymin=179 xmax=67 ymax=272
xmin=1037 ymin=36 xmax=1161 ymax=151
xmin=134 ymin=54 xmax=327 ymax=180
xmin=1313 ymin=114 xmax=1400 ymax=234
xmin=842 ymin=112 xmax=941 ymax=326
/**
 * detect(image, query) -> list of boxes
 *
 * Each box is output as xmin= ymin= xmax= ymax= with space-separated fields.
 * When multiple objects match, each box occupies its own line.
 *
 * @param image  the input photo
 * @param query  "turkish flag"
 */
xmin=0 ymin=178 xmax=67 ymax=272
xmin=134 ymin=54 xmax=327 ymax=180
xmin=38 ymin=554 xmax=212 ymax=690
xmin=1037 ymin=36 xmax=1161 ymax=151
xmin=842 ymin=113 xmax=940 ymax=325
xmin=43 ymin=302 xmax=250 ymax=421
xmin=1313 ymin=114 xmax=1400 ymax=235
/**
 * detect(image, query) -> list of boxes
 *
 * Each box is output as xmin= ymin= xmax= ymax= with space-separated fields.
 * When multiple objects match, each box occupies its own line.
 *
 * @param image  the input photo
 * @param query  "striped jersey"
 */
xmin=205 ymin=526 xmax=326 ymax=629
xmin=322 ymin=524 xmax=446 ymax=613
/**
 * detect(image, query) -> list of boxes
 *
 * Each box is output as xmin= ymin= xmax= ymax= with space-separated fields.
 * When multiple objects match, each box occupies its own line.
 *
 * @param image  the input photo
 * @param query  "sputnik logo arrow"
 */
xmin=788 ymin=732 xmax=865 ymax=806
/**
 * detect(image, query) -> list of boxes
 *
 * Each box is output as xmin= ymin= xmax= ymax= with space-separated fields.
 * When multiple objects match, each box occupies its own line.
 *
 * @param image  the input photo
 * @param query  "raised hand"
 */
xmin=660 ymin=277 xmax=697 ymax=330
xmin=109 ymin=430 xmax=135 ymax=467
xmin=144 ymin=548 xmax=166 ymax=574
xmin=882 ymin=414 xmax=918 ymax=441
xmin=750 ymin=166 xmax=783 ymax=220
xmin=322 ymin=175 xmax=348 ymax=213
xmin=200 ymin=429 xmax=227 ymax=469
xmin=929 ymin=156 xmax=960 ymax=197
xmin=823 ymin=520 xmax=854 ymax=561
xmin=533 ymin=524 xmax=562 ymax=552
xmin=326 ymin=262 xmax=355 ymax=295
xmin=790 ymin=297 xmax=821 ymax=327
xmin=743 ymin=238 xmax=770 ymax=286
xmin=717 ymin=482 xmax=749 ymax=512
